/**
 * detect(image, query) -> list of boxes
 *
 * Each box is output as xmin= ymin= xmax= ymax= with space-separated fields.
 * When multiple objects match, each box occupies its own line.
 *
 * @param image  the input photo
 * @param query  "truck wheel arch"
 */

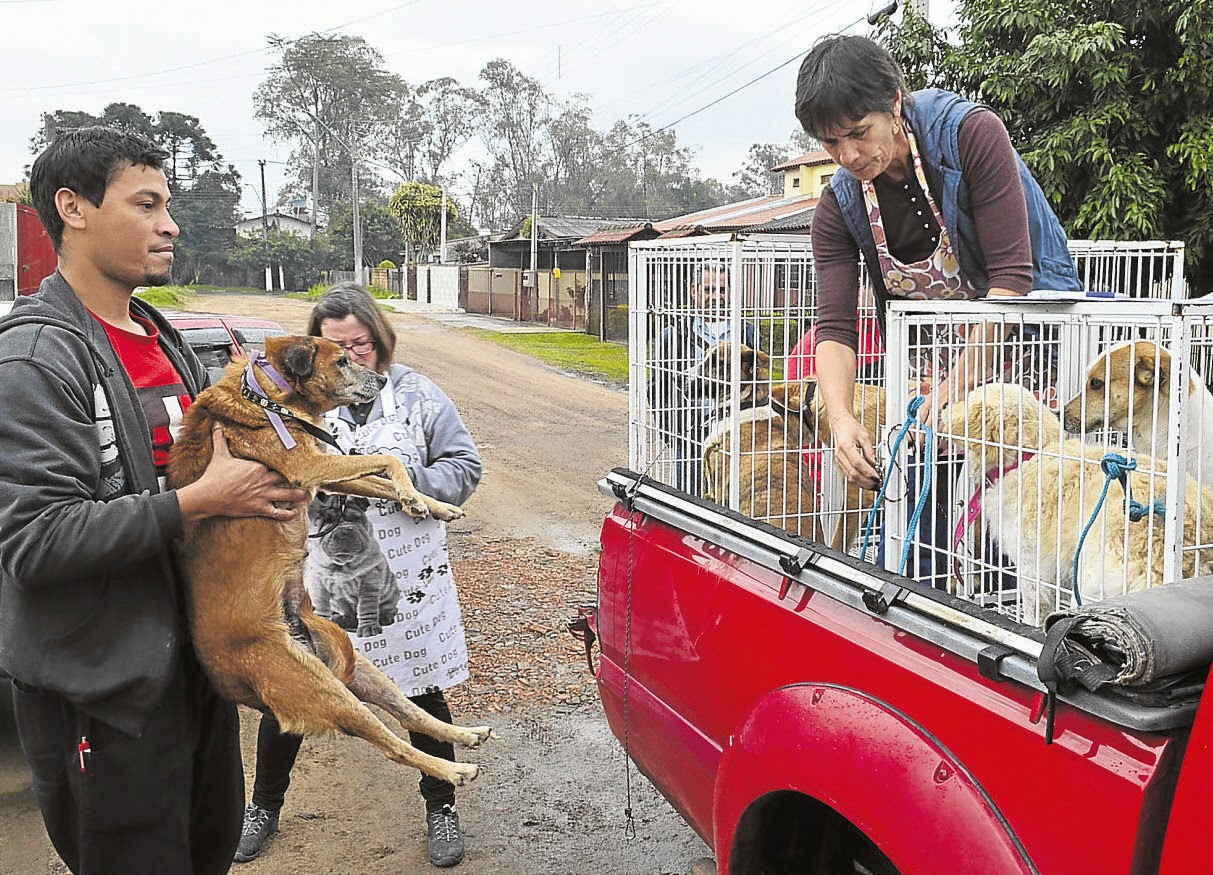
xmin=713 ymin=684 xmax=1037 ymax=875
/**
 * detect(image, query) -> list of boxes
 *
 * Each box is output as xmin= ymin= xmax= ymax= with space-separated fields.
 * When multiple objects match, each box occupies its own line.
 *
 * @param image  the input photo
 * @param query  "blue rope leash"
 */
xmin=860 ymin=396 xmax=935 ymax=576
xmin=1070 ymin=453 xmax=1167 ymax=605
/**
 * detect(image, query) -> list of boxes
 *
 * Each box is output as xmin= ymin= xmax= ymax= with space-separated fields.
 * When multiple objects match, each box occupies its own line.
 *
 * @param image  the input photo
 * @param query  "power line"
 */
xmin=595 ymin=3 xmax=899 ymax=162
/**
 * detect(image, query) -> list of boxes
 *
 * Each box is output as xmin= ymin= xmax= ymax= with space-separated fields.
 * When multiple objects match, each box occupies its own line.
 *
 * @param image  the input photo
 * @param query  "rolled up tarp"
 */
xmin=1038 ymin=579 xmax=1213 ymax=691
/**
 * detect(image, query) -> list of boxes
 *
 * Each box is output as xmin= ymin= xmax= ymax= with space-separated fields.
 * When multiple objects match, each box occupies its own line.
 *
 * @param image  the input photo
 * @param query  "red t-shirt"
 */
xmin=96 ymin=313 xmax=192 ymax=477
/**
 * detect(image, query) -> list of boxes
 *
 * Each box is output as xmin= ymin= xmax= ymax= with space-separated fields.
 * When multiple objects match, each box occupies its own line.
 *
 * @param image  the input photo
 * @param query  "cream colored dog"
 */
xmin=1062 ymin=339 xmax=1213 ymax=489
xmin=945 ymin=383 xmax=1213 ymax=625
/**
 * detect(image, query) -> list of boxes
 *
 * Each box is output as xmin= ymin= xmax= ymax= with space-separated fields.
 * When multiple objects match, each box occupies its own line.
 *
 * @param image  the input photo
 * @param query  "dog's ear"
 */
xmin=739 ymin=346 xmax=770 ymax=380
xmin=1135 ymin=352 xmax=1165 ymax=388
xmin=802 ymin=378 xmax=817 ymax=410
xmin=281 ymin=337 xmax=319 ymax=381
xmin=754 ymin=349 xmax=771 ymax=377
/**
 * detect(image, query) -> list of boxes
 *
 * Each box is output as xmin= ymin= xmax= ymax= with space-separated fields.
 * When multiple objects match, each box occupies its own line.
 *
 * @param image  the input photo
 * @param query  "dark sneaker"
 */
xmin=426 ymin=804 xmax=465 ymax=867
xmin=233 ymin=802 xmax=279 ymax=863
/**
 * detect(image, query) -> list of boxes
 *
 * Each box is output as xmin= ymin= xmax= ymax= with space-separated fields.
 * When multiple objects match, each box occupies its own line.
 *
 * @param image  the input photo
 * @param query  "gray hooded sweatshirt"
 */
xmin=0 ymin=271 xmax=206 ymax=736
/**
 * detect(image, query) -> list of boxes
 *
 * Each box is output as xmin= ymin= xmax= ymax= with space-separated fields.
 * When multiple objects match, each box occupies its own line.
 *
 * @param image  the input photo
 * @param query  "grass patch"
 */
xmin=136 ymin=285 xmax=192 ymax=308
xmin=462 ymin=328 xmax=628 ymax=386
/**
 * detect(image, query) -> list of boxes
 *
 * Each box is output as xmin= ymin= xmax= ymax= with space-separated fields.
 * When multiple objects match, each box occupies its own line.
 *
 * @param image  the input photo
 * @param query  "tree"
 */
xmin=326 ymin=198 xmax=403 ymax=270
xmin=229 ymin=229 xmax=329 ymax=291
xmin=29 ymin=104 xmax=241 ymax=284
xmin=543 ymin=97 xmax=607 ymax=214
xmin=882 ymin=1 xmax=1213 ymax=289
xmin=254 ymin=33 xmax=405 ymax=230
xmin=477 ymin=59 xmax=551 ymax=224
xmin=416 ymin=77 xmax=482 ymax=184
xmin=388 ymin=182 xmax=458 ymax=261
xmin=732 ymin=142 xmax=792 ymax=198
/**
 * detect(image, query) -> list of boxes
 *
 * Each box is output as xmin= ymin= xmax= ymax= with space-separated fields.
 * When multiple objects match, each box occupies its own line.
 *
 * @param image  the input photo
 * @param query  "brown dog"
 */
xmin=772 ymin=378 xmax=886 ymax=554
xmin=1062 ymin=339 xmax=1213 ymax=489
xmin=681 ymin=342 xmax=821 ymax=541
xmin=167 ymin=335 xmax=491 ymax=786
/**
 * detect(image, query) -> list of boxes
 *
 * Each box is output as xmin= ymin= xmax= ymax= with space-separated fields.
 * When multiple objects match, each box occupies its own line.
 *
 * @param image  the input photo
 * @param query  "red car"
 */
xmin=162 ymin=310 xmax=288 ymax=384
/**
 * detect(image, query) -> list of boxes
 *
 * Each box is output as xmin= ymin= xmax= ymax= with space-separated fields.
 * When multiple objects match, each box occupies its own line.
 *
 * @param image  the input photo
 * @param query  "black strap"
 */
xmin=239 ymin=382 xmax=342 ymax=450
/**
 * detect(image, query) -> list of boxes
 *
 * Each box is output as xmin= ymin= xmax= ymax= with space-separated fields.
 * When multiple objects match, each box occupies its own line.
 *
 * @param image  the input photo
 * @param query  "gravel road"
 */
xmin=0 ymin=293 xmax=712 ymax=875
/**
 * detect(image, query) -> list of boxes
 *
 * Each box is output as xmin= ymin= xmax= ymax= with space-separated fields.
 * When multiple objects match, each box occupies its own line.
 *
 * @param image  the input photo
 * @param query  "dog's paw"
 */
xmin=429 ymin=501 xmax=465 ymax=522
xmin=447 ymin=761 xmax=480 ymax=787
xmin=399 ymin=494 xmax=430 ymax=520
xmin=457 ymin=725 xmax=494 ymax=748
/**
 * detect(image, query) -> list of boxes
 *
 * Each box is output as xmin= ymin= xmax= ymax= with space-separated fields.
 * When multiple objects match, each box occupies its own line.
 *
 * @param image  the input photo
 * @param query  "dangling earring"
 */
xmin=892 ymin=118 xmax=902 ymax=135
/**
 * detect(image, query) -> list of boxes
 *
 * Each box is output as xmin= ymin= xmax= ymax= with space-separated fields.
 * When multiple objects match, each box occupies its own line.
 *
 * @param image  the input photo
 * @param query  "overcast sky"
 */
xmin=0 ymin=0 xmax=940 ymax=222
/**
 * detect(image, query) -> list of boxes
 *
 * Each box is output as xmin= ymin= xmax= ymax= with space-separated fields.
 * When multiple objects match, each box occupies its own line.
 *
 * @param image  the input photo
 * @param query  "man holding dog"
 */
xmin=0 ymin=126 xmax=308 ymax=874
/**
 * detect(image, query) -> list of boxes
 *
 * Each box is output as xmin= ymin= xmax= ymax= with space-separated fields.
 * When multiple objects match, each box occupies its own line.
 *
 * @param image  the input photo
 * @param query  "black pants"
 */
xmin=251 ymin=689 xmax=457 ymax=815
xmin=12 ymin=655 xmax=243 ymax=875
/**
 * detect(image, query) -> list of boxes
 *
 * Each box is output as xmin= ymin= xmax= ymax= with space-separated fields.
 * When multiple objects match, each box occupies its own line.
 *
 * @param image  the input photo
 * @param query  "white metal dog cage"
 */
xmin=886 ymin=296 xmax=1213 ymax=625
xmin=630 ymin=235 xmax=1196 ymax=624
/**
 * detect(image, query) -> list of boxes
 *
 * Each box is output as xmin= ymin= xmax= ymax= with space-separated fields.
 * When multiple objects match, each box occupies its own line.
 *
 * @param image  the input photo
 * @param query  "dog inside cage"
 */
xmin=930 ymin=312 xmax=1213 ymax=626
xmin=638 ymin=241 xmax=887 ymax=551
xmin=633 ymin=238 xmax=1211 ymax=629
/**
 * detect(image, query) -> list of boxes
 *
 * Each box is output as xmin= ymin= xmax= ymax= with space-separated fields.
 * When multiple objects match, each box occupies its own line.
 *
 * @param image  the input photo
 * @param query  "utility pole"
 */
xmin=298 ymin=109 xmax=364 ymax=287
xmin=440 ymin=188 xmax=448 ymax=264
xmin=259 ymin=160 xmax=272 ymax=292
xmin=350 ymin=147 xmax=363 ymax=287
xmin=529 ymin=183 xmax=539 ymax=290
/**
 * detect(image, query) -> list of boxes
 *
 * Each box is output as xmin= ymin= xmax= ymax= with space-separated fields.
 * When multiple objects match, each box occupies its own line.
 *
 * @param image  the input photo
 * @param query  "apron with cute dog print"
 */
xmin=317 ymin=382 xmax=469 ymax=696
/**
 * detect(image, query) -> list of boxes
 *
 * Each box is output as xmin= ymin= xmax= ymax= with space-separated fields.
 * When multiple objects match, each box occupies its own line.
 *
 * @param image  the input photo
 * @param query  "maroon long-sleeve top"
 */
xmin=810 ymin=109 xmax=1034 ymax=353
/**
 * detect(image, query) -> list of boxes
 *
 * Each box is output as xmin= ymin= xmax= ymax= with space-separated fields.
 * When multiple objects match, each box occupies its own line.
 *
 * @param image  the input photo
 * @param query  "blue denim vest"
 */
xmin=830 ymin=89 xmax=1081 ymax=315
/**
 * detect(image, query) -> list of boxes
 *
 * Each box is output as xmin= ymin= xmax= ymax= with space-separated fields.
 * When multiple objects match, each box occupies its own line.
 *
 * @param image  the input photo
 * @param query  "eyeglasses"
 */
xmin=332 ymin=339 xmax=376 ymax=355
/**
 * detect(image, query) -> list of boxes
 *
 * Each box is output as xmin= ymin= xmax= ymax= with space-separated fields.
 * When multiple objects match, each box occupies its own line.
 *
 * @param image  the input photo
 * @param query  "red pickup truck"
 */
xmin=580 ymin=468 xmax=1213 ymax=875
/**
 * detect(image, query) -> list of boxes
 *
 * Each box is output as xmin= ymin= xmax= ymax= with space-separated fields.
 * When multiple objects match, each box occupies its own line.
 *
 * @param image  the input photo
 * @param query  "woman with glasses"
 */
xmin=234 ymin=282 xmax=482 ymax=869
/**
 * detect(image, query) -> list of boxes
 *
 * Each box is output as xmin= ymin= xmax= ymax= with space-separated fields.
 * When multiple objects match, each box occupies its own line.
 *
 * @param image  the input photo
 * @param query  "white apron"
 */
xmin=309 ymin=383 xmax=470 ymax=696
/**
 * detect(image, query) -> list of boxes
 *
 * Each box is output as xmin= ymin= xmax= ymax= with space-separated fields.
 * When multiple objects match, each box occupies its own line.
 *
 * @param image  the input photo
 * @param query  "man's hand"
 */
xmin=830 ymin=415 xmax=882 ymax=490
xmin=176 ymin=424 xmax=310 ymax=525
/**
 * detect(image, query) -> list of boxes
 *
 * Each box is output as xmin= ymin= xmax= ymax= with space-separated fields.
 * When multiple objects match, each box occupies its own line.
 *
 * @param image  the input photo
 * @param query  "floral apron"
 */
xmin=316 ymin=383 xmax=470 ymax=696
xmin=862 ymin=127 xmax=979 ymax=386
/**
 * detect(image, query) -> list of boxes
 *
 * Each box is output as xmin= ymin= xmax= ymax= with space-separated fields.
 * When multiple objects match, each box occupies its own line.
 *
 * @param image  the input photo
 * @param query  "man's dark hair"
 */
xmin=794 ymin=35 xmax=913 ymax=140
xmin=29 ymin=125 xmax=169 ymax=250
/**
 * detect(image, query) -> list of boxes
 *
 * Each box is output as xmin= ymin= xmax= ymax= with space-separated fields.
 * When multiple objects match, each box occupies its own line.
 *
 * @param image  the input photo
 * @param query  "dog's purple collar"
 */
xmin=243 ymin=353 xmax=298 ymax=449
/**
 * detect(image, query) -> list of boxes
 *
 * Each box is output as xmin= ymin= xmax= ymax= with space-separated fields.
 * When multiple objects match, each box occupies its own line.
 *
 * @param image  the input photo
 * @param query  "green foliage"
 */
xmin=366 ymin=284 xmax=394 ymax=299
xmin=757 ymin=316 xmax=813 ymax=361
xmin=326 ymin=199 xmax=404 ymax=268
xmin=136 ymin=286 xmax=191 ymax=308
xmin=377 ymin=259 xmax=397 ymax=270
xmin=882 ymin=0 xmax=1213 ymax=289
xmin=389 ymin=181 xmax=459 ymax=258
xmin=229 ymin=229 xmax=329 ymax=291
xmin=461 ymin=328 xmax=628 ymax=385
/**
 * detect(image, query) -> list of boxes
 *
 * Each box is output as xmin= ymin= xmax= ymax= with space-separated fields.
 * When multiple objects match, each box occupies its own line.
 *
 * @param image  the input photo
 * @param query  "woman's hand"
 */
xmin=830 ymin=415 xmax=882 ymax=490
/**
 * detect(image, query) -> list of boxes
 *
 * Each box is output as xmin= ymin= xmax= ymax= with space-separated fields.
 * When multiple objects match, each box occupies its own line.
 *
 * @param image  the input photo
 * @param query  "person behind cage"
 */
xmin=0 ymin=125 xmax=310 ymax=875
xmin=795 ymin=34 xmax=1082 ymax=584
xmin=235 ymin=282 xmax=482 ymax=869
xmin=647 ymin=261 xmax=758 ymax=494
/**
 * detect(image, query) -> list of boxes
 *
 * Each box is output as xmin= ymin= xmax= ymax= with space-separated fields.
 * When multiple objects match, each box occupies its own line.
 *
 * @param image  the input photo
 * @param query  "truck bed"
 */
xmin=595 ymin=468 xmax=1191 ymax=875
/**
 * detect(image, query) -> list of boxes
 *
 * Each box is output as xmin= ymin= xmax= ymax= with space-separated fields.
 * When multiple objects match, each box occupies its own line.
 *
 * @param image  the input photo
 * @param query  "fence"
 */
xmin=630 ymin=234 xmax=1194 ymax=628
xmin=464 ymin=266 xmax=588 ymax=328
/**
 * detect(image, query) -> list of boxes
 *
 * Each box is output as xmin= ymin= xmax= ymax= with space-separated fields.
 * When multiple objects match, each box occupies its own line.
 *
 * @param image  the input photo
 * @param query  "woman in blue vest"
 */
xmin=795 ymin=35 xmax=1081 ymax=582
